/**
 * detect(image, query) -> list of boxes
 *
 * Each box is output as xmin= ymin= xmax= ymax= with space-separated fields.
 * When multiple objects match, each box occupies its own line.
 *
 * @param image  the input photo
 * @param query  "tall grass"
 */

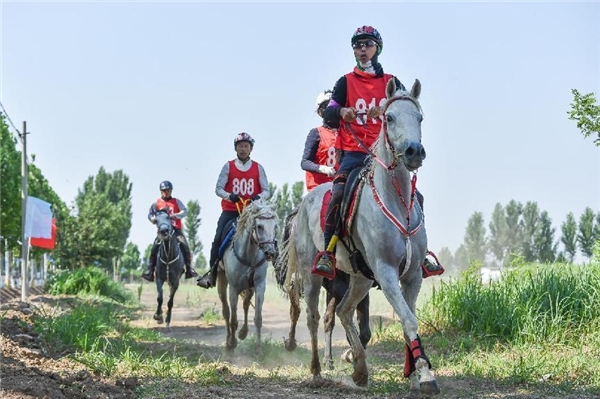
xmin=423 ymin=262 xmax=600 ymax=345
xmin=46 ymin=266 xmax=134 ymax=304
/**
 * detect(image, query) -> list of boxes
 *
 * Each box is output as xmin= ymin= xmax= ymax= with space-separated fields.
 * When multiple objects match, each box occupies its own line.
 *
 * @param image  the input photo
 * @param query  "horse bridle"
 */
xmin=233 ymin=211 xmax=277 ymax=268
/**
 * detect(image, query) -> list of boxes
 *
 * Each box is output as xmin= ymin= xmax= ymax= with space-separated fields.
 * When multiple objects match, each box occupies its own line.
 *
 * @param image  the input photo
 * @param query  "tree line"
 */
xmin=437 ymin=201 xmax=600 ymax=274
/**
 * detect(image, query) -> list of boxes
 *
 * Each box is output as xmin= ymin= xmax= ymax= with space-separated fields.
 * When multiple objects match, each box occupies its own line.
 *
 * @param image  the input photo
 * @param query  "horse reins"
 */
xmin=345 ymin=95 xmax=424 ymax=273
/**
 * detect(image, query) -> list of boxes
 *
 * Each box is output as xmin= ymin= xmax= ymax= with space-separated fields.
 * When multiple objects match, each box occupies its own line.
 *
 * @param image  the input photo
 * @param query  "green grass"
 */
xmin=31 ymin=262 xmax=600 ymax=397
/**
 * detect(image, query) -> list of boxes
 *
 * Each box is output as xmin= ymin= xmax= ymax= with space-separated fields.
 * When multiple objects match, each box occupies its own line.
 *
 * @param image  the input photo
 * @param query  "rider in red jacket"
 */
xmin=141 ymin=180 xmax=197 ymax=282
xmin=313 ymin=25 xmax=444 ymax=279
xmin=302 ymin=90 xmax=339 ymax=191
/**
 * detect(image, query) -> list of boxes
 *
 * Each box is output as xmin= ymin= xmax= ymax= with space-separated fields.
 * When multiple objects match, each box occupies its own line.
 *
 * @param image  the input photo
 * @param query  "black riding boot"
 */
xmin=142 ymin=242 xmax=159 ymax=282
xmin=314 ymin=180 xmax=345 ymax=275
xmin=179 ymin=241 xmax=197 ymax=279
xmin=197 ymin=241 xmax=220 ymax=289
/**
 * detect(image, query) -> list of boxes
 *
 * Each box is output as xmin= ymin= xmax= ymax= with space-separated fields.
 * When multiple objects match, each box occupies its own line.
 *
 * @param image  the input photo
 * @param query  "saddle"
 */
xmin=217 ymin=218 xmax=238 ymax=259
xmin=320 ymin=161 xmax=375 ymax=281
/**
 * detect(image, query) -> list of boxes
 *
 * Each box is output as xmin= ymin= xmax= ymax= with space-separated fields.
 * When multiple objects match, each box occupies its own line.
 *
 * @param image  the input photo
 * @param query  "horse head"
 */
xmin=236 ymin=199 xmax=279 ymax=261
xmin=383 ymin=78 xmax=426 ymax=172
xmin=154 ymin=209 xmax=173 ymax=240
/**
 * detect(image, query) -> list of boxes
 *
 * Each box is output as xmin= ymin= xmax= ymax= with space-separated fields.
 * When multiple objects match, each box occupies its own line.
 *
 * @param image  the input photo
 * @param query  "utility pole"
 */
xmin=20 ymin=121 xmax=29 ymax=302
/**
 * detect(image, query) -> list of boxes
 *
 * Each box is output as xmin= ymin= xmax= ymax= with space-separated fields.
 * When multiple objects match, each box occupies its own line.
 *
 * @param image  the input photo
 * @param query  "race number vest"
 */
xmin=221 ymin=160 xmax=263 ymax=212
xmin=306 ymin=126 xmax=338 ymax=191
xmin=336 ymin=68 xmax=393 ymax=153
xmin=155 ymin=197 xmax=183 ymax=229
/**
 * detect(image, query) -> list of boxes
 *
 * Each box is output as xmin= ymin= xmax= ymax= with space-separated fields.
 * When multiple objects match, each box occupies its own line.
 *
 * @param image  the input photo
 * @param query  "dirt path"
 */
xmin=128 ymin=281 xmax=353 ymax=350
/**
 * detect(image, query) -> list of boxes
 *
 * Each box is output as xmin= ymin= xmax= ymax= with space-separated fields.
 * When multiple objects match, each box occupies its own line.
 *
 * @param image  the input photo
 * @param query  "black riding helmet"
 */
xmin=159 ymin=181 xmax=173 ymax=191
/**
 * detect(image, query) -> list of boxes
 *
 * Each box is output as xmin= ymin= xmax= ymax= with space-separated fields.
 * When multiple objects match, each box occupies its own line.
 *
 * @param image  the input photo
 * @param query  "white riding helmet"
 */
xmin=315 ymin=90 xmax=333 ymax=112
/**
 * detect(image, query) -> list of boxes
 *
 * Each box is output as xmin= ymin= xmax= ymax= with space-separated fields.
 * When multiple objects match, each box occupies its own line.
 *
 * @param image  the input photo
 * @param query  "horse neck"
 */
xmin=163 ymin=233 xmax=179 ymax=257
xmin=372 ymin=137 xmax=414 ymax=219
xmin=234 ymin=215 xmax=259 ymax=256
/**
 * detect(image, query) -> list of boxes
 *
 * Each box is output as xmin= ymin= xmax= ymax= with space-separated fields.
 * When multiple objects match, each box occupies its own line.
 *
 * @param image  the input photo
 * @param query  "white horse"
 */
xmin=279 ymin=79 xmax=440 ymax=395
xmin=216 ymin=199 xmax=278 ymax=356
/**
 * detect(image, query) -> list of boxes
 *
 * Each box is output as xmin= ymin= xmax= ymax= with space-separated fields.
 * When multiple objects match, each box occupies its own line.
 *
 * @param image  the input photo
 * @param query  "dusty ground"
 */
xmin=1 ymin=283 xmax=597 ymax=399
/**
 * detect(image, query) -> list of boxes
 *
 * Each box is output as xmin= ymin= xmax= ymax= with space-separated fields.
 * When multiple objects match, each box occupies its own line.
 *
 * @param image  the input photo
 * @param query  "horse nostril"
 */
xmin=405 ymin=142 xmax=426 ymax=159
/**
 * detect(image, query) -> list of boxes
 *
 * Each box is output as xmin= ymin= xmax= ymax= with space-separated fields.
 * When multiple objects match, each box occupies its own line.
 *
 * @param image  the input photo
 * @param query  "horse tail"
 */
xmin=283 ymin=222 xmax=299 ymax=299
xmin=273 ymin=221 xmax=290 ymax=291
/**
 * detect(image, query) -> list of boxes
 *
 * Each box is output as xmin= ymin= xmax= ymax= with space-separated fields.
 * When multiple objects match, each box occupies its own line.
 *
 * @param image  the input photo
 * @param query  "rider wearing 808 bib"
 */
xmin=196 ymin=132 xmax=271 ymax=289
xmin=314 ymin=25 xmax=443 ymax=278
xmin=301 ymin=90 xmax=340 ymax=191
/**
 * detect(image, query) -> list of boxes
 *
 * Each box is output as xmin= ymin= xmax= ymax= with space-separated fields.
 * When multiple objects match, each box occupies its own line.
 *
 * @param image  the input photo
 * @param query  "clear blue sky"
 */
xmin=2 ymin=2 xmax=599 ymax=262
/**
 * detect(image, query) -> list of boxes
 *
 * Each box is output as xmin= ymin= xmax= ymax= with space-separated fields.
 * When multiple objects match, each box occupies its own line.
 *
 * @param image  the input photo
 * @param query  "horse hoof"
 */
xmin=409 ymin=388 xmax=420 ymax=397
xmin=153 ymin=314 xmax=164 ymax=324
xmin=341 ymin=348 xmax=354 ymax=363
xmin=326 ymin=360 xmax=334 ymax=371
xmin=352 ymin=371 xmax=368 ymax=387
xmin=420 ymin=380 xmax=441 ymax=396
xmin=284 ymin=338 xmax=297 ymax=352
xmin=238 ymin=327 xmax=248 ymax=340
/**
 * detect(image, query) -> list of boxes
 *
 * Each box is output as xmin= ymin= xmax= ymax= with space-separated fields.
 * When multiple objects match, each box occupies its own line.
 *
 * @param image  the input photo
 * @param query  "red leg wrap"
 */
xmin=409 ymin=335 xmax=432 ymax=370
xmin=404 ymin=343 xmax=416 ymax=378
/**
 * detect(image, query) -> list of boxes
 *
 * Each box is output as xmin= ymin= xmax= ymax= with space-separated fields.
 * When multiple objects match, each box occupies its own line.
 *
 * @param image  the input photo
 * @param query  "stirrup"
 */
xmin=422 ymin=251 xmax=445 ymax=278
xmin=311 ymin=251 xmax=336 ymax=280
xmin=196 ymin=272 xmax=214 ymax=288
xmin=185 ymin=268 xmax=198 ymax=279
xmin=141 ymin=271 xmax=154 ymax=282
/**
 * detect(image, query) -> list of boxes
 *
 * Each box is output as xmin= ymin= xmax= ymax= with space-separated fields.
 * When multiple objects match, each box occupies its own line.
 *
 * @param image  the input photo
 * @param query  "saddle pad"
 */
xmin=319 ymin=163 xmax=367 ymax=236
xmin=320 ymin=189 xmax=332 ymax=231
xmin=218 ymin=221 xmax=237 ymax=258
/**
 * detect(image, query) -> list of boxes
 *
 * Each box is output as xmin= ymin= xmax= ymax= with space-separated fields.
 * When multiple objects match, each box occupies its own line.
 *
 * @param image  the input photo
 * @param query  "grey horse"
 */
xmin=278 ymin=79 xmax=440 ymax=395
xmin=216 ymin=199 xmax=278 ymax=356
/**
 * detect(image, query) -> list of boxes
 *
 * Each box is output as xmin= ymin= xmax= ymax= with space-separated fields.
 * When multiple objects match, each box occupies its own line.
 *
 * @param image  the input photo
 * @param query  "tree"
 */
xmin=488 ymin=203 xmax=508 ymax=265
xmin=578 ymin=207 xmax=596 ymax=259
xmin=0 ymin=113 xmax=21 ymax=251
xmin=560 ymin=212 xmax=578 ymax=262
xmin=454 ymin=244 xmax=469 ymax=273
xmin=66 ymin=168 xmax=133 ymax=270
xmin=534 ymin=211 xmax=557 ymax=263
xmin=463 ymin=212 xmax=487 ymax=265
xmin=503 ymin=200 xmax=523 ymax=266
xmin=437 ymin=246 xmax=454 ymax=273
xmin=120 ymin=242 xmax=141 ymax=281
xmin=290 ymin=181 xmax=304 ymax=209
xmin=568 ymin=89 xmax=600 ymax=146
xmin=184 ymin=199 xmax=207 ymax=271
xmin=520 ymin=201 xmax=540 ymax=262
xmin=268 ymin=181 xmax=304 ymax=239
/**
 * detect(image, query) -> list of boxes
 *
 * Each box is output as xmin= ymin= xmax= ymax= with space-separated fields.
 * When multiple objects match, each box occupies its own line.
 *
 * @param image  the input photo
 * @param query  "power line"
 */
xmin=0 ymin=100 xmax=23 ymax=138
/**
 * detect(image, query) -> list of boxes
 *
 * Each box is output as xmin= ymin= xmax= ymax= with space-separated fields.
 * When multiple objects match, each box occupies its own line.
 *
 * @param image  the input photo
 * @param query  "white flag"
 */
xmin=25 ymin=196 xmax=53 ymax=239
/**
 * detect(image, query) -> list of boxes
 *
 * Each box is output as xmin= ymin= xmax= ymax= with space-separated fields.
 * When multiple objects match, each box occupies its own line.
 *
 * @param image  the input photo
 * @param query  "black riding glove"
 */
xmin=250 ymin=195 xmax=261 ymax=202
xmin=229 ymin=193 xmax=241 ymax=202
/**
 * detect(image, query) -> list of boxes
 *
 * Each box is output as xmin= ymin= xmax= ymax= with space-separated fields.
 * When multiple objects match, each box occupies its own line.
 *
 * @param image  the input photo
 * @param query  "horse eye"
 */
xmin=386 ymin=114 xmax=394 ymax=123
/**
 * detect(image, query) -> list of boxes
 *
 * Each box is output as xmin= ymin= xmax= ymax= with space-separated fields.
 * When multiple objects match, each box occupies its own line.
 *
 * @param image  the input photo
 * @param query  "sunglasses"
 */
xmin=352 ymin=39 xmax=377 ymax=49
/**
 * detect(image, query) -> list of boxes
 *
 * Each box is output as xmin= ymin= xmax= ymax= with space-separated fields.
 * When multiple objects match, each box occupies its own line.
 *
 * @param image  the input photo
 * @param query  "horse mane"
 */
xmin=232 ymin=201 xmax=277 ymax=242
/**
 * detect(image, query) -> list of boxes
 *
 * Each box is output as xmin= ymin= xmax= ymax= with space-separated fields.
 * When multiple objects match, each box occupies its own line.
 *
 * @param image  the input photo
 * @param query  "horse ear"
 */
xmin=410 ymin=79 xmax=421 ymax=100
xmin=386 ymin=78 xmax=397 ymax=99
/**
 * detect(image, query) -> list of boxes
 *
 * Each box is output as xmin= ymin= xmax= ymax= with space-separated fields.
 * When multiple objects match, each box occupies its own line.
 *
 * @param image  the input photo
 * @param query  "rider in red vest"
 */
xmin=302 ymin=90 xmax=339 ymax=191
xmin=313 ymin=25 xmax=444 ymax=279
xmin=141 ymin=180 xmax=197 ymax=282
xmin=197 ymin=132 xmax=271 ymax=289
